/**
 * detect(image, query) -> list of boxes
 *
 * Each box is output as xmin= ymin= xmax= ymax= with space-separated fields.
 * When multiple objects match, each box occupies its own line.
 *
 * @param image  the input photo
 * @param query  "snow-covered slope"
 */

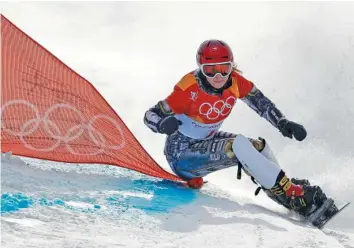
xmin=1 ymin=153 xmax=353 ymax=248
xmin=1 ymin=2 xmax=354 ymax=247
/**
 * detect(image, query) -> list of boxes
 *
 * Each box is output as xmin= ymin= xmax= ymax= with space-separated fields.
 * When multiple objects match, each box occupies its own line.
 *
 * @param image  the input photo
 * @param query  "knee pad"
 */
xmin=250 ymin=137 xmax=280 ymax=166
xmin=232 ymin=134 xmax=281 ymax=189
xmin=226 ymin=136 xmax=280 ymax=166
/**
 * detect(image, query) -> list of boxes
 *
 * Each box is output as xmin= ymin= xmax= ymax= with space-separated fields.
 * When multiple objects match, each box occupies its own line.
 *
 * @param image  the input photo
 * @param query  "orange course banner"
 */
xmin=0 ymin=15 xmax=179 ymax=181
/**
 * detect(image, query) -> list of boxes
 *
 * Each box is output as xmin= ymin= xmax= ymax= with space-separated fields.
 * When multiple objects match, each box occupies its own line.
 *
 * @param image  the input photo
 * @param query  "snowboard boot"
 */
xmin=265 ymin=171 xmax=328 ymax=217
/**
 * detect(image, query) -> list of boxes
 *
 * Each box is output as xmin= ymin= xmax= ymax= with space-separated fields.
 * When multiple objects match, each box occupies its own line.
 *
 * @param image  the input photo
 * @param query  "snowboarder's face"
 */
xmin=206 ymin=73 xmax=228 ymax=89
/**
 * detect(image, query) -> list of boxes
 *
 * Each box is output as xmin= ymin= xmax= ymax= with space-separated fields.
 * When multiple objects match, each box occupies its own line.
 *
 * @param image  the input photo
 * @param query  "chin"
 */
xmin=212 ymin=82 xmax=226 ymax=89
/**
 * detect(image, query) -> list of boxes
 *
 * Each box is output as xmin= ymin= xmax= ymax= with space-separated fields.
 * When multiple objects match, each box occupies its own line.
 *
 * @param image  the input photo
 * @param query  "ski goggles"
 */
xmin=200 ymin=62 xmax=233 ymax=78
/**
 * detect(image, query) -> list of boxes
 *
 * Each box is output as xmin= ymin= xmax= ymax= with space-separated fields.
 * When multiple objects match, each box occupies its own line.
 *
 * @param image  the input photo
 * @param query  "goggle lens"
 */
xmin=202 ymin=63 xmax=232 ymax=78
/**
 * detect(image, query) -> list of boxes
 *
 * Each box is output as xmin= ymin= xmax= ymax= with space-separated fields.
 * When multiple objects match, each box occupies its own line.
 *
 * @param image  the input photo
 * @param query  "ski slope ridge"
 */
xmin=1 ymin=153 xmax=353 ymax=248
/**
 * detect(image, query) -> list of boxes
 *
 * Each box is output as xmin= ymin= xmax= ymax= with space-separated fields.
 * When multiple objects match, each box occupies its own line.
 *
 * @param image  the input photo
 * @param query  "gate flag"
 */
xmin=0 ymin=15 xmax=180 ymax=181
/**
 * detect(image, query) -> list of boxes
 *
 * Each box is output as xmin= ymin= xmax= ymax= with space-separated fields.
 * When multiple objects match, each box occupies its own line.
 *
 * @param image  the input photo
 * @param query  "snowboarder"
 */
xmin=143 ymin=39 xmax=328 ymax=220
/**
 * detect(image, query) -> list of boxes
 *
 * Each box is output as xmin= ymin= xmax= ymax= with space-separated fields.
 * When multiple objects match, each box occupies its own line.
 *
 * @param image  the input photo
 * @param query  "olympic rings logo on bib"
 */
xmin=0 ymin=99 xmax=126 ymax=155
xmin=199 ymin=96 xmax=236 ymax=120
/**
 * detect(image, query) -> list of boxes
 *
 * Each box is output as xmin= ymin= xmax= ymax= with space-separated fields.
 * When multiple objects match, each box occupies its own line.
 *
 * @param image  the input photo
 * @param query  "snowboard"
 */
xmin=306 ymin=199 xmax=351 ymax=229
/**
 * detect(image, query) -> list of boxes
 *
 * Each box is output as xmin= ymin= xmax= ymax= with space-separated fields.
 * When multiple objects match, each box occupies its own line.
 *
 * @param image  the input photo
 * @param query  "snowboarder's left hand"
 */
xmin=278 ymin=119 xmax=307 ymax=141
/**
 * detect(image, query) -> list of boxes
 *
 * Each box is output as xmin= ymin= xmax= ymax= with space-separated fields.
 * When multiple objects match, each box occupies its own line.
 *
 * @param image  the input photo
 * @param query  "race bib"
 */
xmin=175 ymin=114 xmax=223 ymax=139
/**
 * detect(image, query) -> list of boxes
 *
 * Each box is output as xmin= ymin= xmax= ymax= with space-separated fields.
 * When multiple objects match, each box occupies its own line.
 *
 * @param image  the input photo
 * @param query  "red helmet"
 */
xmin=196 ymin=39 xmax=234 ymax=66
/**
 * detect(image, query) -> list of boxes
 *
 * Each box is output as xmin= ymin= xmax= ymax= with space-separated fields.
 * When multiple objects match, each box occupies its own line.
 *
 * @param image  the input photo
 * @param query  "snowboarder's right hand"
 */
xmin=157 ymin=116 xmax=182 ymax=135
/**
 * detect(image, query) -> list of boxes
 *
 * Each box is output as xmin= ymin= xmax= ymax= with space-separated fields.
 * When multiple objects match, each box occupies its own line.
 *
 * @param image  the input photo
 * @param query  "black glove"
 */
xmin=157 ymin=116 xmax=182 ymax=135
xmin=278 ymin=119 xmax=307 ymax=141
